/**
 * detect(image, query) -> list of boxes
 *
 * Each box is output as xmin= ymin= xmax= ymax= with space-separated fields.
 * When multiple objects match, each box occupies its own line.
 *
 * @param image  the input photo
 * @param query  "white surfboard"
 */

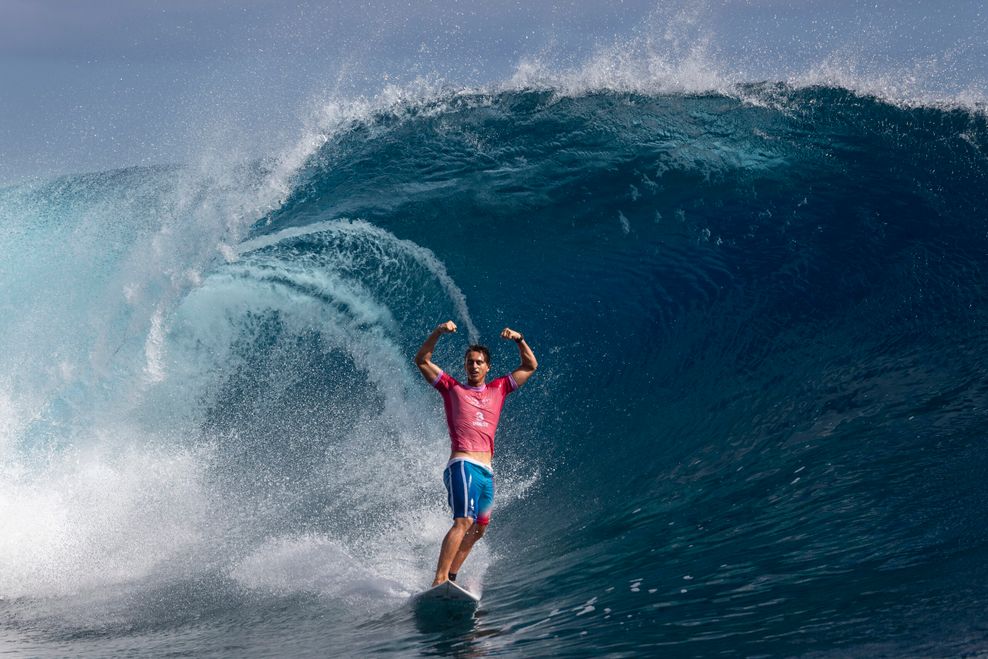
xmin=415 ymin=580 xmax=480 ymax=604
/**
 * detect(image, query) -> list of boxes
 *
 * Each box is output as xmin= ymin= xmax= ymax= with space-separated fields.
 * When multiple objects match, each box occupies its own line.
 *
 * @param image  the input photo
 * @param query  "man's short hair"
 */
xmin=465 ymin=344 xmax=491 ymax=365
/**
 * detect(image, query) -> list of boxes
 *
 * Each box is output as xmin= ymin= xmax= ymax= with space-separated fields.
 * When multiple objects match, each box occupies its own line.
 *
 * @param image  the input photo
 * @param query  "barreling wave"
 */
xmin=2 ymin=81 xmax=988 ymax=656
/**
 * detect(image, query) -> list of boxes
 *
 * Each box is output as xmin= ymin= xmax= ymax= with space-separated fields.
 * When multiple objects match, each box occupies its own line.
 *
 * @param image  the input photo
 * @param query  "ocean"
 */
xmin=2 ymin=78 xmax=988 ymax=657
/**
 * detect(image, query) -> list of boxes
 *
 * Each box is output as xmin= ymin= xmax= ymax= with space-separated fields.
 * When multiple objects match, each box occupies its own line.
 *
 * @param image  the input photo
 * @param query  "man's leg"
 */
xmin=448 ymin=472 xmax=493 ymax=578
xmin=433 ymin=517 xmax=473 ymax=586
xmin=449 ymin=521 xmax=487 ymax=575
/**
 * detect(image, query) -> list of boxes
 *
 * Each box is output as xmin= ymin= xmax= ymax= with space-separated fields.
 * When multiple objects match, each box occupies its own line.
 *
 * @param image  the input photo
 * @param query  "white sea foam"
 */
xmin=507 ymin=11 xmax=734 ymax=98
xmin=498 ymin=2 xmax=985 ymax=112
xmin=0 ymin=441 xmax=212 ymax=599
xmin=230 ymin=535 xmax=410 ymax=602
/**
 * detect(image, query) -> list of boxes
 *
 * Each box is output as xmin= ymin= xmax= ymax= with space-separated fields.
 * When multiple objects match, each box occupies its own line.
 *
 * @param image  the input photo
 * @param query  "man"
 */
xmin=414 ymin=320 xmax=537 ymax=586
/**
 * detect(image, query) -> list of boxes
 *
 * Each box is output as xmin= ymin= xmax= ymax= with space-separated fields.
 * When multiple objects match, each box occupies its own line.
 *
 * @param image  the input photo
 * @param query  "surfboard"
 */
xmin=415 ymin=580 xmax=480 ymax=604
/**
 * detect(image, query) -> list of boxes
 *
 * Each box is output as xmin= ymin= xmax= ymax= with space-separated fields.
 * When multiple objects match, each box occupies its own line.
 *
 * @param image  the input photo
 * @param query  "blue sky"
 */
xmin=1 ymin=1 xmax=984 ymax=185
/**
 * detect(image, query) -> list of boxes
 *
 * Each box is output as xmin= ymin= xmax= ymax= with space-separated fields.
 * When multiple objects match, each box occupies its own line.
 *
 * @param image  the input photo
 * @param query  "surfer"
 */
xmin=415 ymin=320 xmax=537 ymax=586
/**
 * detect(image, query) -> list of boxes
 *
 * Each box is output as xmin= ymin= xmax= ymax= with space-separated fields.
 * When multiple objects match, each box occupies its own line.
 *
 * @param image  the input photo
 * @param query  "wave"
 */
xmin=2 ymin=81 xmax=988 ymax=655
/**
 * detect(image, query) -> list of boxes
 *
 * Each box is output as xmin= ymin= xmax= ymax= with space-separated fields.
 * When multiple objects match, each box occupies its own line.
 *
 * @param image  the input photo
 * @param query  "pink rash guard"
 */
xmin=431 ymin=370 xmax=518 ymax=455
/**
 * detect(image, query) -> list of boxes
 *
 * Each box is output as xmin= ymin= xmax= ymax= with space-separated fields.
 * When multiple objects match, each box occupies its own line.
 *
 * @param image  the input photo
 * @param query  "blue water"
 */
xmin=2 ymin=82 xmax=988 ymax=657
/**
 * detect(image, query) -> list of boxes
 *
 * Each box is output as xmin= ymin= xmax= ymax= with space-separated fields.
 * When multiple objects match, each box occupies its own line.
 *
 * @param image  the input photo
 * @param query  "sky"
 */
xmin=0 ymin=0 xmax=985 ymax=185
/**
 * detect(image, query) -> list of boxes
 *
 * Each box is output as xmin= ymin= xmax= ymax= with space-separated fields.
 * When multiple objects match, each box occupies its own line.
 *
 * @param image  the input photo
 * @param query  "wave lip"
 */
xmin=496 ymin=1 xmax=986 ymax=112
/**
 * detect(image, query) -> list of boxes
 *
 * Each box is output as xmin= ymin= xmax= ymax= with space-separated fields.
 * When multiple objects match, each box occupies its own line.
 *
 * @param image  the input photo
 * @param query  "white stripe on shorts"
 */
xmin=460 ymin=460 xmax=468 ymax=518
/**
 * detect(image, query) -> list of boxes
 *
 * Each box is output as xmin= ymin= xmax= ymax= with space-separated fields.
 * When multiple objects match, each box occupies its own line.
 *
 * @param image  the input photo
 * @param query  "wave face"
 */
xmin=2 ymin=85 xmax=988 ymax=656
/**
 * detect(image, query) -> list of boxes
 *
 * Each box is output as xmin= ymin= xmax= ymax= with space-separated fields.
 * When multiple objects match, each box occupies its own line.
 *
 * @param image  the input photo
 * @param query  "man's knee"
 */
xmin=452 ymin=517 xmax=473 ymax=530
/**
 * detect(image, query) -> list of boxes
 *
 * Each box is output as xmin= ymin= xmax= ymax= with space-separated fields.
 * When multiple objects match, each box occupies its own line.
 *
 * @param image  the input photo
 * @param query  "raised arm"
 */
xmin=415 ymin=321 xmax=457 ymax=383
xmin=501 ymin=327 xmax=538 ymax=387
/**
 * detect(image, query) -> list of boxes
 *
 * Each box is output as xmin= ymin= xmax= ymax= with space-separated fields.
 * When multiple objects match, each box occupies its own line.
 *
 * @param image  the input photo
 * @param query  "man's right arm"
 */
xmin=414 ymin=320 xmax=457 ymax=383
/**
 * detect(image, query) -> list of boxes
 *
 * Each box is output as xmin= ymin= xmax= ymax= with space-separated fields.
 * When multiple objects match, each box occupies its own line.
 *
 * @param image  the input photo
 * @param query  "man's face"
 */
xmin=464 ymin=351 xmax=490 ymax=386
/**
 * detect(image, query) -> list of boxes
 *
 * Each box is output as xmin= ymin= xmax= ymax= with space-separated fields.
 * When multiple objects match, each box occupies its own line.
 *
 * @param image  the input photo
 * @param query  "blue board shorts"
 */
xmin=443 ymin=458 xmax=494 ymax=525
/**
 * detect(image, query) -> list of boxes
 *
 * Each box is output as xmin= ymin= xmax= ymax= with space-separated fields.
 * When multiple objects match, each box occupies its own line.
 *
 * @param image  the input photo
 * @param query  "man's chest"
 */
xmin=452 ymin=388 xmax=499 ymax=414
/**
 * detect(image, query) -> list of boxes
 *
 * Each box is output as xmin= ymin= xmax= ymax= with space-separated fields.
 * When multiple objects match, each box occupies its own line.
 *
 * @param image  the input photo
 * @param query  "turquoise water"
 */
xmin=2 ymin=84 xmax=988 ymax=656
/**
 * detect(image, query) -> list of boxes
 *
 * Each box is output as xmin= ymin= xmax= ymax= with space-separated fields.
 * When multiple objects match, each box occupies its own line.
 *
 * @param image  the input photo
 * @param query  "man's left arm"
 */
xmin=501 ymin=327 xmax=538 ymax=388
